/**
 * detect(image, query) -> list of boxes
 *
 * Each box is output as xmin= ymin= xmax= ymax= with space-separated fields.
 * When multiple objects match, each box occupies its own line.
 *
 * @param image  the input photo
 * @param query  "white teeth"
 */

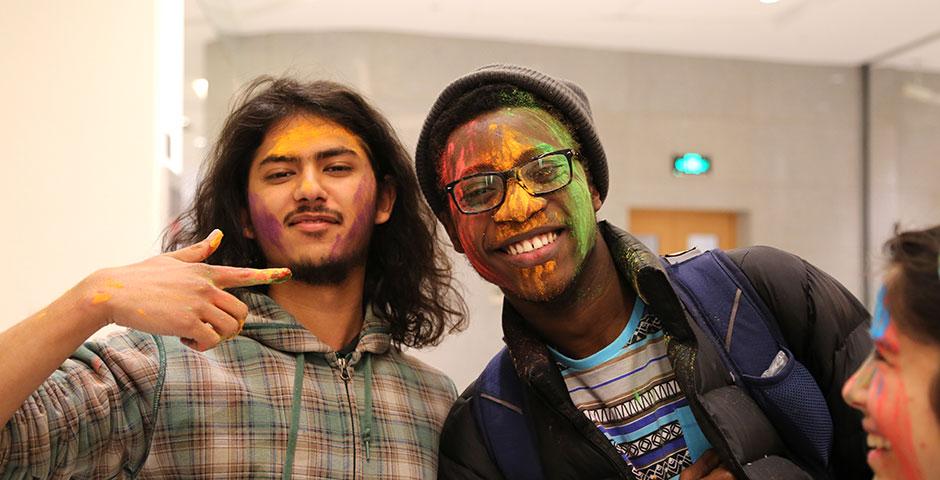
xmin=866 ymin=434 xmax=892 ymax=450
xmin=504 ymin=231 xmax=559 ymax=255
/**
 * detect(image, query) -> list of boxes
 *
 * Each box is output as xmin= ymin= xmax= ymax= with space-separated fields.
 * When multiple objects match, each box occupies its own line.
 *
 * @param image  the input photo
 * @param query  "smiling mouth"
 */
xmin=502 ymin=230 xmax=560 ymax=256
xmin=866 ymin=433 xmax=892 ymax=452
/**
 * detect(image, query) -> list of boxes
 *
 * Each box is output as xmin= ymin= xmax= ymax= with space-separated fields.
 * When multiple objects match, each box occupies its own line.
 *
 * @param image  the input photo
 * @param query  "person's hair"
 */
xmin=164 ymin=76 xmax=466 ymax=348
xmin=884 ymin=225 xmax=940 ymax=418
xmin=425 ymin=84 xmax=584 ymax=212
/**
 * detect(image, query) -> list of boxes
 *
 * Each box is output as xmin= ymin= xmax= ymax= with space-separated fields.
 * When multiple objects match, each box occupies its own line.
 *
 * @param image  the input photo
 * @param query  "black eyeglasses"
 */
xmin=444 ymin=149 xmax=576 ymax=215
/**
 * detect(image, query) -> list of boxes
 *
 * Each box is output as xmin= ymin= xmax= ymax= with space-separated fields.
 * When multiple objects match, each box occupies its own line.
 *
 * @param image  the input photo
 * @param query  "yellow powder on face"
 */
xmin=105 ymin=279 xmax=124 ymax=289
xmin=520 ymin=260 xmax=557 ymax=298
xmin=136 ymin=308 xmax=147 ymax=317
xmin=260 ymin=117 xmax=366 ymax=160
xmin=91 ymin=292 xmax=112 ymax=304
xmin=36 ymin=310 xmax=48 ymax=319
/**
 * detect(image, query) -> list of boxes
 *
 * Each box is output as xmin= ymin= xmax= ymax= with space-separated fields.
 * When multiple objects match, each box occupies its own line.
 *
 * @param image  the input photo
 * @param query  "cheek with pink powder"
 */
xmin=327 ymin=176 xmax=376 ymax=260
xmin=248 ymin=193 xmax=285 ymax=253
xmin=868 ymin=322 xmax=923 ymax=480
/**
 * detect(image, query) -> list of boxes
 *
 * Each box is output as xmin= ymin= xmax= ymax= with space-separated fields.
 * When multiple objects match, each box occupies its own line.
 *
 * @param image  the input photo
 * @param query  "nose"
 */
xmin=492 ymin=179 xmax=546 ymax=223
xmin=842 ymin=352 xmax=875 ymax=413
xmin=293 ymin=167 xmax=327 ymax=202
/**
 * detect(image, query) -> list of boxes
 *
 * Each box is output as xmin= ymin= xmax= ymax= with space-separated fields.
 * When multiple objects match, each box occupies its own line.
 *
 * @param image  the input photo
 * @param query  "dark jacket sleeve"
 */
xmin=438 ymin=387 xmax=506 ymax=480
xmin=728 ymin=246 xmax=873 ymax=479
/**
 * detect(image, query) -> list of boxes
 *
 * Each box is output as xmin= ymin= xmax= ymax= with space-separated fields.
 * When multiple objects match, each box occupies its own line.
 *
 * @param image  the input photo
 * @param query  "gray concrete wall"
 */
xmin=203 ymin=31 xmax=874 ymax=390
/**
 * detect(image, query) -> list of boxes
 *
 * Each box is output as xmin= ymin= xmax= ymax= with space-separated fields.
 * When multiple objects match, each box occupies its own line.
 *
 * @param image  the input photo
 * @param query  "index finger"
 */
xmin=209 ymin=266 xmax=292 ymax=288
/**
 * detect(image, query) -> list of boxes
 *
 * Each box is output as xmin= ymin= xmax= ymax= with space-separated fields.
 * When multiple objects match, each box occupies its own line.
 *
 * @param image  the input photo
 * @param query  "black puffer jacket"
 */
xmin=439 ymin=223 xmax=872 ymax=480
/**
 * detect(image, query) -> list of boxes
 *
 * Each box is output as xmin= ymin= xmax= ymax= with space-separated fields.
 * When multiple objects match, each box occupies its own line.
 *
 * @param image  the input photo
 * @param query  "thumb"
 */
xmin=166 ymin=229 xmax=224 ymax=263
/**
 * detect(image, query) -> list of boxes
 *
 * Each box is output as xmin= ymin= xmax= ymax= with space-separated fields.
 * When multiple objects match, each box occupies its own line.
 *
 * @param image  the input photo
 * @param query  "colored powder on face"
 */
xmin=868 ymin=320 xmax=923 ymax=480
xmin=105 ymin=279 xmax=124 ymax=289
xmin=136 ymin=308 xmax=147 ymax=317
xmin=91 ymin=292 xmax=111 ymax=304
xmin=327 ymin=175 xmax=376 ymax=262
xmin=519 ymin=260 xmax=557 ymax=298
xmin=248 ymin=193 xmax=285 ymax=253
xmin=36 ymin=310 xmax=47 ymax=319
xmin=564 ymin=162 xmax=598 ymax=263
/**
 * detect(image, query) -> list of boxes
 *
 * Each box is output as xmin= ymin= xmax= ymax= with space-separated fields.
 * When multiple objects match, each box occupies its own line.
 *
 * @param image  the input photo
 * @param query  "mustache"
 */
xmin=283 ymin=204 xmax=344 ymax=225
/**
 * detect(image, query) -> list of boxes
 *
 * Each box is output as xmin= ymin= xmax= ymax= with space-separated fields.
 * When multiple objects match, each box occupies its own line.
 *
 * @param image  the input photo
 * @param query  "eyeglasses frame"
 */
xmin=443 ymin=148 xmax=577 ymax=215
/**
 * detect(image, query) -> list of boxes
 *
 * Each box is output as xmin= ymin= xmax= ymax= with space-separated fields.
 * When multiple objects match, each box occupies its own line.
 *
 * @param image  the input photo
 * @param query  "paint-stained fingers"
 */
xmin=211 ymin=288 xmax=249 ymax=334
xmin=209 ymin=265 xmax=292 ymax=289
xmin=181 ymin=320 xmax=222 ymax=352
xmin=165 ymin=229 xmax=224 ymax=263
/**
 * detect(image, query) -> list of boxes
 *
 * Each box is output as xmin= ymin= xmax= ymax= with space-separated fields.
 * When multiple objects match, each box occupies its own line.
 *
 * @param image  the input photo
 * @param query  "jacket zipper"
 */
xmin=337 ymin=356 xmax=357 ymax=479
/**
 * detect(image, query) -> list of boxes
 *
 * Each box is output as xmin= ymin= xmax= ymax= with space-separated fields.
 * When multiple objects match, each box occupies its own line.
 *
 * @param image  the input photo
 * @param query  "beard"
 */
xmin=285 ymin=246 xmax=368 ymax=286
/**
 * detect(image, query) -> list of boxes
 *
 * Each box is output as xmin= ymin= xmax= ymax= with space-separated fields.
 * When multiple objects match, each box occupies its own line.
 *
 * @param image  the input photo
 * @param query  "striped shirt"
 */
xmin=549 ymin=297 xmax=711 ymax=480
xmin=0 ymin=289 xmax=456 ymax=479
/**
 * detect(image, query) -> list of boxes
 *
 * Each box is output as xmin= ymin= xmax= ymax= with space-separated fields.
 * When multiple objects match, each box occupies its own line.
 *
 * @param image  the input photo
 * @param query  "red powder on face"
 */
xmin=868 ymin=322 xmax=924 ymax=480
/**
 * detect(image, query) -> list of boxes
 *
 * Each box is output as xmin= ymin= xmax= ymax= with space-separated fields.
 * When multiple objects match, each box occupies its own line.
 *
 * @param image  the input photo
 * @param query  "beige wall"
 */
xmin=0 ymin=2 xmax=168 ymax=332
xmin=203 ymin=32 xmax=871 ymax=389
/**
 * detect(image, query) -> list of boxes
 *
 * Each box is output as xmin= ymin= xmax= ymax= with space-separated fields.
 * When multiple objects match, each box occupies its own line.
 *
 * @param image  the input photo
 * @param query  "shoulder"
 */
xmin=379 ymin=347 xmax=459 ymax=400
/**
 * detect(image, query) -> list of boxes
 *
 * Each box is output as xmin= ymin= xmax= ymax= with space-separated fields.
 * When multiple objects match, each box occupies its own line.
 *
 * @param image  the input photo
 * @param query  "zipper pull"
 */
xmin=337 ymin=356 xmax=352 ymax=382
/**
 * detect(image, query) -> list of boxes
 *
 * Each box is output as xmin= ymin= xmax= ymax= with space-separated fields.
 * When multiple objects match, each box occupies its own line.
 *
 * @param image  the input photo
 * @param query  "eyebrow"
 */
xmin=457 ymin=147 xmax=550 ymax=177
xmin=257 ymin=147 xmax=360 ymax=168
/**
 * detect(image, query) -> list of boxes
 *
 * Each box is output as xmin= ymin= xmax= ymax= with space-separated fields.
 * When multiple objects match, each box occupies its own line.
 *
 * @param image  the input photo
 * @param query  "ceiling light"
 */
xmin=760 ymin=0 xmax=780 ymax=4
xmin=191 ymin=78 xmax=209 ymax=100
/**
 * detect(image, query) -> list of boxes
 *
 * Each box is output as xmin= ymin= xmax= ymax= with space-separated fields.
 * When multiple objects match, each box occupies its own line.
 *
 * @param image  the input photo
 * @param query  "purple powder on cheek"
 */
xmin=328 ymin=177 xmax=375 ymax=260
xmin=248 ymin=193 xmax=285 ymax=252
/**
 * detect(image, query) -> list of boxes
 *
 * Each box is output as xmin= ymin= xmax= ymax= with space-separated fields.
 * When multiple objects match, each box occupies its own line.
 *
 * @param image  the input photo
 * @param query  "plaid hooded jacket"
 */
xmin=0 ymin=289 xmax=457 ymax=479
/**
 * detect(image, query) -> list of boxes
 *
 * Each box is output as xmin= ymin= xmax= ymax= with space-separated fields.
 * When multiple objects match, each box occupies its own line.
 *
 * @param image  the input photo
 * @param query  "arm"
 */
xmin=0 ymin=229 xmax=290 ymax=428
xmin=728 ymin=246 xmax=872 ymax=479
xmin=438 ymin=394 xmax=505 ymax=480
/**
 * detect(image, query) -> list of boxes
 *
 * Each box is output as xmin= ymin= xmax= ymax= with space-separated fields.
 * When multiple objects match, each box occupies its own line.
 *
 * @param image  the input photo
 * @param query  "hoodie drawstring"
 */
xmin=361 ymin=352 xmax=374 ymax=461
xmin=283 ymin=352 xmax=305 ymax=480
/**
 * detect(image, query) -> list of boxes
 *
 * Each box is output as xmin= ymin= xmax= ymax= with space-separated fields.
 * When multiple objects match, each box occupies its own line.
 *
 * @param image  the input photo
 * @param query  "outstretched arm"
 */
xmin=0 ymin=229 xmax=290 ymax=427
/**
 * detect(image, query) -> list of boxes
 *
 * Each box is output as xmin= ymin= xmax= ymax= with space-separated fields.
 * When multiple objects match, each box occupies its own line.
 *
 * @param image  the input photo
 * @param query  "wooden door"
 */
xmin=629 ymin=209 xmax=738 ymax=255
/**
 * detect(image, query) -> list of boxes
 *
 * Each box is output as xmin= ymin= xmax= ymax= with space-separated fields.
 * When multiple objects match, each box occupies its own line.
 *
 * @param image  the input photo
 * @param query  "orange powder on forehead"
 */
xmin=259 ymin=119 xmax=364 ymax=159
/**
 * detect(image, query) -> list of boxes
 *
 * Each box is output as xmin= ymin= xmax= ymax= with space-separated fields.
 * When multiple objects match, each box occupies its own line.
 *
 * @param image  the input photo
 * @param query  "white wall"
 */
xmin=0 ymin=2 xmax=170 ymax=332
xmin=869 ymin=68 xmax=940 ymax=298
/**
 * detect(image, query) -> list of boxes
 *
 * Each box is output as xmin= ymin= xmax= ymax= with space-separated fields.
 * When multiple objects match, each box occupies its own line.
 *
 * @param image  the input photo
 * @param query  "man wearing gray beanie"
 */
xmin=415 ymin=64 xmax=871 ymax=480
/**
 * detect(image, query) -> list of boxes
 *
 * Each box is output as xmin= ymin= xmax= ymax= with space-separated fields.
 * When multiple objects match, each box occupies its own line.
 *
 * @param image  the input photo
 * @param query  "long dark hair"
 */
xmin=165 ymin=77 xmax=466 ymax=348
xmin=884 ymin=225 xmax=940 ymax=418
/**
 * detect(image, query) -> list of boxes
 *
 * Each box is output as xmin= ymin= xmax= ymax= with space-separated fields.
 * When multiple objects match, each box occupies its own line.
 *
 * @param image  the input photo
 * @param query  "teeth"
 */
xmin=505 ymin=231 xmax=559 ymax=255
xmin=866 ymin=434 xmax=892 ymax=450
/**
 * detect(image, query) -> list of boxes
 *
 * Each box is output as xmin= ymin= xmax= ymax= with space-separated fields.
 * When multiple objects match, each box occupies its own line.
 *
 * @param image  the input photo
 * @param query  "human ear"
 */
xmin=374 ymin=176 xmax=397 ymax=225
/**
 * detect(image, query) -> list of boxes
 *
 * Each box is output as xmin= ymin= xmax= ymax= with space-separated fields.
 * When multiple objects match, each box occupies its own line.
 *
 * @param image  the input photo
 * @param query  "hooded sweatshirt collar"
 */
xmin=233 ymin=288 xmax=392 ymax=356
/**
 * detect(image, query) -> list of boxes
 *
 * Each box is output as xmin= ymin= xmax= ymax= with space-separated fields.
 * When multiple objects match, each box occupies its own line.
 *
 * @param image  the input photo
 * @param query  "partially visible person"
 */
xmin=0 ymin=77 xmax=466 ymax=478
xmin=843 ymin=225 xmax=940 ymax=480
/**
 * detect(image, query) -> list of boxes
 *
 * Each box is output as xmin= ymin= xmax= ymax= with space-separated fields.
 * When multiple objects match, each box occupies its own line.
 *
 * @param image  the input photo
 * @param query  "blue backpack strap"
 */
xmin=472 ymin=347 xmax=544 ymax=480
xmin=664 ymin=248 xmax=833 ymax=468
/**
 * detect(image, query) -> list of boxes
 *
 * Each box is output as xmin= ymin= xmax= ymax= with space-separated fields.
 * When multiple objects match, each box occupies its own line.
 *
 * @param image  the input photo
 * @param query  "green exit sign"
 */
xmin=673 ymin=152 xmax=711 ymax=175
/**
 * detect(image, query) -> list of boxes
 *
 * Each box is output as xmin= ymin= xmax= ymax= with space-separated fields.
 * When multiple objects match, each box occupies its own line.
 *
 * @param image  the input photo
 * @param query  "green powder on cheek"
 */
xmin=565 ymin=167 xmax=597 ymax=262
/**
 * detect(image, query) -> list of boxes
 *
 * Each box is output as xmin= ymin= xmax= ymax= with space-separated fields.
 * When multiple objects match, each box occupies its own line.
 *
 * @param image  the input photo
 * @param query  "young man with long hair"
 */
xmin=0 ymin=77 xmax=465 ymax=478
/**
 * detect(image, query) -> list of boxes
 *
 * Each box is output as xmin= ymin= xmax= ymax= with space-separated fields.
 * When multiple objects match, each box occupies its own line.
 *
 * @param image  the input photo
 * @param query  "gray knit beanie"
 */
xmin=414 ymin=64 xmax=608 ymax=215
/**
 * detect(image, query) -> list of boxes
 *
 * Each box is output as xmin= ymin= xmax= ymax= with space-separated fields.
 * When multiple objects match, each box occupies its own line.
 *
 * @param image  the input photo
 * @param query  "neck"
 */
xmin=508 ymin=232 xmax=636 ymax=359
xmin=268 ymin=264 xmax=367 ymax=351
